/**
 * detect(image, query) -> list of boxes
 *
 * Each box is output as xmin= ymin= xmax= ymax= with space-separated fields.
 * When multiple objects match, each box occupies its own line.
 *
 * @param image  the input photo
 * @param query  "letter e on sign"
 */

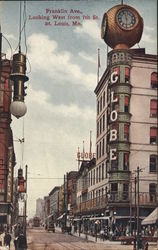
xmin=110 ymin=148 xmax=117 ymax=160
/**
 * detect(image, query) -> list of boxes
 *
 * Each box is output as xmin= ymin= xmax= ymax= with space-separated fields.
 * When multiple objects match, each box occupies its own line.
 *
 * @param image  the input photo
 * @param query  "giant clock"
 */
xmin=101 ymin=4 xmax=143 ymax=49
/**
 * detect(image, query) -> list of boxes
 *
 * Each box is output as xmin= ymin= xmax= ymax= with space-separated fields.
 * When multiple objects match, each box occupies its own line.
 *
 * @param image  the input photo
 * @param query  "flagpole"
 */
xmin=97 ymin=48 xmax=100 ymax=83
xmin=83 ymin=140 xmax=85 ymax=161
xmin=77 ymin=147 xmax=80 ymax=170
xmin=89 ymin=130 xmax=92 ymax=160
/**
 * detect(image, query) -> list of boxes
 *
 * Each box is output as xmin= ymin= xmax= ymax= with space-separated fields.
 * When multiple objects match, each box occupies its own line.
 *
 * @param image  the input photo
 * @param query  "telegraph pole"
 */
xmin=136 ymin=166 xmax=142 ymax=250
xmin=24 ymin=165 xmax=28 ymax=237
xmin=133 ymin=176 xmax=136 ymax=250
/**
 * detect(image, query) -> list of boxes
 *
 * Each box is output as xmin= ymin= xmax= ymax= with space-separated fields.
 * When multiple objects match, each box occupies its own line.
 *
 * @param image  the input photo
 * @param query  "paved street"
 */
xmin=5 ymin=227 xmax=156 ymax=250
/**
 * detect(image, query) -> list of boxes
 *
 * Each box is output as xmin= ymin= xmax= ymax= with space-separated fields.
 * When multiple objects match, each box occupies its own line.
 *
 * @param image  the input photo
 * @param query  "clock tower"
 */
xmin=95 ymin=2 xmax=157 ymax=236
xmin=101 ymin=4 xmax=143 ymax=49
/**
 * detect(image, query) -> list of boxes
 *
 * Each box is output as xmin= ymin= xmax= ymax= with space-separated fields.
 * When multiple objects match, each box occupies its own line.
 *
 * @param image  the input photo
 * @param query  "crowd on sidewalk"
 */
xmin=0 ymin=224 xmax=27 ymax=250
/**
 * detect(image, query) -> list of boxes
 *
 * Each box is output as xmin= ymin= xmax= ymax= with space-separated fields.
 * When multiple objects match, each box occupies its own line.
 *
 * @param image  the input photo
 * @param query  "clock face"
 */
xmin=117 ymin=9 xmax=136 ymax=30
xmin=101 ymin=13 xmax=107 ymax=39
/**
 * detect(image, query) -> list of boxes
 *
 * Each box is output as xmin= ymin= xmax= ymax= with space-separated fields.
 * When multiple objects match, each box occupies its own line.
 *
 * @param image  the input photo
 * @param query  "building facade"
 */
xmin=95 ymin=48 xmax=157 ymax=229
xmin=49 ymin=186 xmax=60 ymax=221
xmin=0 ymin=54 xmax=16 ymax=229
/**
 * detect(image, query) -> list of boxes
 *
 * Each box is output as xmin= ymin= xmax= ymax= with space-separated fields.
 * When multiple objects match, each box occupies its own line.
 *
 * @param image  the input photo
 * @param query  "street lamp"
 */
xmin=10 ymin=52 xmax=28 ymax=119
xmin=10 ymin=101 xmax=27 ymax=119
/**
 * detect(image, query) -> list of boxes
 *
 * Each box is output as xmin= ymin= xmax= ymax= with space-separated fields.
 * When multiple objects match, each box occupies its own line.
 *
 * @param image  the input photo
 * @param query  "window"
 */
xmin=88 ymin=173 xmax=90 ymax=187
xmin=97 ymin=145 xmax=99 ymax=159
xmin=124 ymin=96 xmax=129 ymax=113
xmin=99 ymin=118 xmax=102 ymax=134
xmin=150 ymin=127 xmax=157 ymax=144
xmin=124 ymin=124 xmax=129 ymax=140
xmin=102 ymin=138 xmax=105 ymax=156
xmin=150 ymin=155 xmax=157 ymax=172
xmin=111 ymin=158 xmax=118 ymax=171
xmin=100 ymin=96 xmax=102 ymax=112
xmin=150 ymin=99 xmax=157 ymax=117
xmin=102 ymin=188 xmax=104 ymax=197
xmin=96 ymin=167 xmax=98 ymax=183
xmin=102 ymin=163 xmax=104 ymax=180
xmin=93 ymin=169 xmax=95 ymax=185
xmin=111 ymin=183 xmax=118 ymax=192
xmin=97 ymin=100 xmax=99 ymax=115
xmin=123 ymin=153 xmax=129 ymax=170
xmin=151 ymin=72 xmax=157 ymax=89
xmin=105 ymin=160 xmax=108 ymax=178
xmin=112 ymin=95 xmax=119 ymax=111
xmin=125 ymin=67 xmax=130 ymax=83
xmin=149 ymin=183 xmax=156 ymax=202
xmin=97 ymin=121 xmax=99 ymax=137
xmin=103 ymin=91 xmax=105 ymax=107
xmin=103 ymin=114 xmax=105 ymax=131
xmin=90 ymin=171 xmax=92 ymax=186
xmin=123 ymin=183 xmax=129 ymax=192
xmin=123 ymin=183 xmax=129 ymax=200
xmin=99 ymin=165 xmax=101 ymax=182
xmin=112 ymin=67 xmax=120 ymax=80
xmin=99 ymin=141 xmax=101 ymax=158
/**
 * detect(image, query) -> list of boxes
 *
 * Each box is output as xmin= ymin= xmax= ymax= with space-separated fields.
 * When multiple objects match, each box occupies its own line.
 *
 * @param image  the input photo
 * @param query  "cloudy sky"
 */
xmin=0 ymin=0 xmax=157 ymax=218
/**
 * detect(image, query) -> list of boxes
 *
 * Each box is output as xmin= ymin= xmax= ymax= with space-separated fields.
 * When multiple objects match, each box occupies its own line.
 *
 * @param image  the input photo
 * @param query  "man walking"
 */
xmin=4 ymin=231 xmax=12 ymax=249
xmin=16 ymin=232 xmax=27 ymax=250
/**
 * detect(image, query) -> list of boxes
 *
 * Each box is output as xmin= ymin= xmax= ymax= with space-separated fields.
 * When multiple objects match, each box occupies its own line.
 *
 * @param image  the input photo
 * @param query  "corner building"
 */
xmin=94 ymin=3 xmax=157 ymax=231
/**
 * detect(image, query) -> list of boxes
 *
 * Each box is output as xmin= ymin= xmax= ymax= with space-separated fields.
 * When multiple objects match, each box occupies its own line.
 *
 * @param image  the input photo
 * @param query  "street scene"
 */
xmin=3 ymin=227 xmax=157 ymax=250
xmin=0 ymin=0 xmax=157 ymax=250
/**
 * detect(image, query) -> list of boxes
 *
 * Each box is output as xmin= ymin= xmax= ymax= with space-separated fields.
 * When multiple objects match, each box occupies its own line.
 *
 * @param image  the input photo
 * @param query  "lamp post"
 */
xmin=24 ymin=165 xmax=28 ymax=237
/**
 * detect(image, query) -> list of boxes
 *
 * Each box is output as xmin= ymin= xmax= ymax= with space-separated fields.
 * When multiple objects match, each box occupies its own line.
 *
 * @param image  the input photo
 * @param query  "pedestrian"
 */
xmin=16 ymin=232 xmax=27 ymax=250
xmin=144 ymin=241 xmax=149 ymax=250
xmin=4 ymin=231 xmax=12 ymax=249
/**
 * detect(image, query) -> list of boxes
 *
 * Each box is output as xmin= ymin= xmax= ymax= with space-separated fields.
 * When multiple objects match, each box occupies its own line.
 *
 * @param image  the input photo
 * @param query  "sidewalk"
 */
xmin=55 ymin=226 xmax=121 ymax=244
xmin=55 ymin=226 xmax=158 ymax=248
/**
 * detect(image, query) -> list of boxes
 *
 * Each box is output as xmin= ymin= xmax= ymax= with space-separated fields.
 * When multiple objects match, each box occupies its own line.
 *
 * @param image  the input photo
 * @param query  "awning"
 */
xmin=57 ymin=213 xmax=65 ymax=220
xmin=89 ymin=216 xmax=109 ymax=221
xmin=141 ymin=208 xmax=158 ymax=225
xmin=47 ymin=214 xmax=54 ymax=219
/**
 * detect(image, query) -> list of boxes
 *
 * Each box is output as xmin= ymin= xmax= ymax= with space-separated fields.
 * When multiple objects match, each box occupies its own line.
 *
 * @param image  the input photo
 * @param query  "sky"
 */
xmin=0 ymin=0 xmax=157 ymax=218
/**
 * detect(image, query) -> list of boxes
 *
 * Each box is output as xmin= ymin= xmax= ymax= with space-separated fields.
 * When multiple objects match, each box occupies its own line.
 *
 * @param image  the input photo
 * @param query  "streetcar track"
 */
xmin=55 ymin=241 xmax=87 ymax=250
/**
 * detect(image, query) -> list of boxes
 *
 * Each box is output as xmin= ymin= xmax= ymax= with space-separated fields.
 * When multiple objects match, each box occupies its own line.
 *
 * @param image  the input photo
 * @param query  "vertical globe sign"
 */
xmin=10 ymin=52 xmax=28 ymax=118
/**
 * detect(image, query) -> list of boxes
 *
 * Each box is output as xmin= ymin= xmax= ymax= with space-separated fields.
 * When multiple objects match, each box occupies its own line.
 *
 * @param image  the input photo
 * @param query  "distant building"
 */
xmin=67 ymin=171 xmax=78 ymax=217
xmin=58 ymin=184 xmax=64 ymax=216
xmin=36 ymin=198 xmax=44 ymax=222
xmin=49 ymin=186 xmax=60 ymax=221
xmin=43 ymin=196 xmax=50 ymax=225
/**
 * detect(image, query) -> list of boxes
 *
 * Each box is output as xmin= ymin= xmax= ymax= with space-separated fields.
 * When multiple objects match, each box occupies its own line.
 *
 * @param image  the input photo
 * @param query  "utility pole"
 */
xmin=24 ymin=165 xmax=28 ymax=237
xmin=136 ymin=166 xmax=142 ymax=250
xmin=129 ymin=180 xmax=132 ymax=236
xmin=133 ymin=176 xmax=136 ymax=250
xmin=63 ymin=174 xmax=67 ymax=232
xmin=0 ymin=26 xmax=2 ymax=79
